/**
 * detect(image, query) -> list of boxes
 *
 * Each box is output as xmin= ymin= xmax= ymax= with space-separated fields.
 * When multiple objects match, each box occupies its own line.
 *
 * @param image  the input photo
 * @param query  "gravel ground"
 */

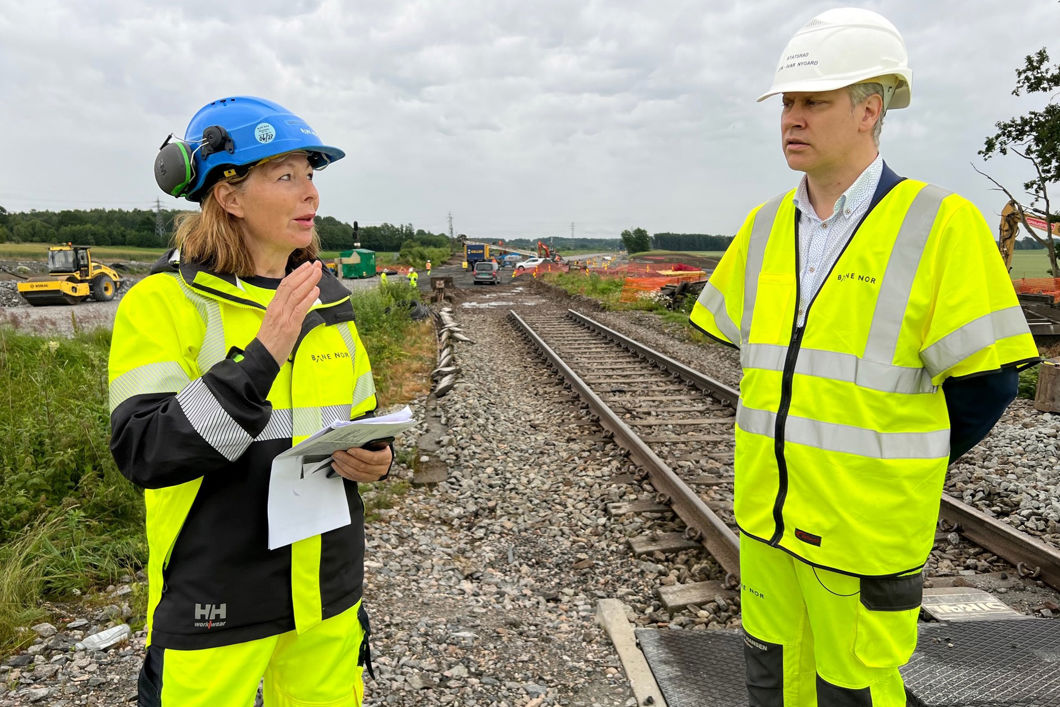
xmin=0 ymin=282 xmax=686 ymax=705
xmin=549 ymin=284 xmax=1060 ymax=611
xmin=1 ymin=278 xmax=1057 ymax=704
xmin=578 ymin=292 xmax=1060 ymax=555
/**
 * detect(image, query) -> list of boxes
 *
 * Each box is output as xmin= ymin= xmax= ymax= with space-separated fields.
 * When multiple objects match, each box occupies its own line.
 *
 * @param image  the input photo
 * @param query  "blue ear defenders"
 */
xmin=153 ymin=125 xmax=234 ymax=198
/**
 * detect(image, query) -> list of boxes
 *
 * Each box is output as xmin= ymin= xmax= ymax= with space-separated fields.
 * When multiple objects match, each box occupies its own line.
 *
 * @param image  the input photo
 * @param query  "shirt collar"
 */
xmin=793 ymin=154 xmax=884 ymax=222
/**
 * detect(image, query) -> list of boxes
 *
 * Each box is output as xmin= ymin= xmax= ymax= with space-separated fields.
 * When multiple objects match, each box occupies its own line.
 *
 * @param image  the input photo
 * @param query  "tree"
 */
xmin=621 ymin=227 xmax=651 ymax=254
xmin=978 ymin=48 xmax=1060 ymax=276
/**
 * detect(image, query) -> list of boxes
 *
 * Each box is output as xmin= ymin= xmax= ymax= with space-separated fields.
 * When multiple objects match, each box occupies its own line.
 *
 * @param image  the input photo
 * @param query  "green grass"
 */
xmin=1009 ymin=250 xmax=1058 ymax=280
xmin=0 ymin=328 xmax=146 ymax=650
xmin=544 ymin=272 xmax=627 ymax=307
xmin=0 ymin=244 xmax=168 ymax=262
xmin=361 ymin=479 xmax=411 ymax=522
xmin=556 ymin=248 xmax=623 ymax=256
xmin=632 ymin=250 xmax=726 ymax=258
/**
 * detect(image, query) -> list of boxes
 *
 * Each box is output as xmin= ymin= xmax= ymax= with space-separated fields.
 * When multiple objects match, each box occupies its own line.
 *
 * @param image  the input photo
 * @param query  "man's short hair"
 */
xmin=848 ymin=82 xmax=886 ymax=146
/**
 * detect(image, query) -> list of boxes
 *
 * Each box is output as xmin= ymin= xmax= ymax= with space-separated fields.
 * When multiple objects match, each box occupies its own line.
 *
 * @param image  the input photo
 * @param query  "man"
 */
xmin=408 ymin=267 xmax=418 ymax=288
xmin=690 ymin=8 xmax=1039 ymax=705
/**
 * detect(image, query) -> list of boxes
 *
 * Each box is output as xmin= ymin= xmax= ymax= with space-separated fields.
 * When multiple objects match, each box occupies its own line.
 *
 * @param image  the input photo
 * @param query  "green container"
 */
xmin=338 ymin=249 xmax=377 ymax=278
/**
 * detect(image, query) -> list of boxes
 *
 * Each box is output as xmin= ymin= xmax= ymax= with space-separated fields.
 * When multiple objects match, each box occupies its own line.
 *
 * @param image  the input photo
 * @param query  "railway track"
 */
xmin=509 ymin=306 xmax=1060 ymax=605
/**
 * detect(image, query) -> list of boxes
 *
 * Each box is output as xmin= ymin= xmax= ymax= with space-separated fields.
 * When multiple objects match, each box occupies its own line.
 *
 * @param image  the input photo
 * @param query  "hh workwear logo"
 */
xmin=835 ymin=272 xmax=878 ymax=285
xmin=193 ymin=603 xmax=227 ymax=629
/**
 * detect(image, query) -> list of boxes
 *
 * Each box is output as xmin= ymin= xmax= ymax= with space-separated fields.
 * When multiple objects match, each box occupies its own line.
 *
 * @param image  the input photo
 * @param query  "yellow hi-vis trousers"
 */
xmin=739 ymin=535 xmax=922 ymax=706
xmin=138 ymin=601 xmax=369 ymax=707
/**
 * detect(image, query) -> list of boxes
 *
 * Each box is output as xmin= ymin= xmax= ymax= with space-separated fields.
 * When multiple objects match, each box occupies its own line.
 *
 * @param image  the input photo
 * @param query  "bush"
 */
xmin=0 ymin=329 xmax=144 ymax=550
xmin=1018 ymin=365 xmax=1039 ymax=399
xmin=0 ymin=327 xmax=146 ymax=651
xmin=397 ymin=242 xmax=448 ymax=270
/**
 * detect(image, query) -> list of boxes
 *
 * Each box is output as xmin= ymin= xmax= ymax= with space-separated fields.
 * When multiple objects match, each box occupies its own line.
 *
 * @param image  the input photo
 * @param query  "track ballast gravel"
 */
xmin=1 ymin=278 xmax=1057 ymax=704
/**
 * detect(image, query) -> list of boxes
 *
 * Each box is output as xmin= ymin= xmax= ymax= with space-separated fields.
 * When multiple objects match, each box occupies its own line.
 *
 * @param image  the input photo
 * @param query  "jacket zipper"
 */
xmin=767 ymin=206 xmax=869 ymax=546
xmin=768 ymin=323 xmax=804 ymax=545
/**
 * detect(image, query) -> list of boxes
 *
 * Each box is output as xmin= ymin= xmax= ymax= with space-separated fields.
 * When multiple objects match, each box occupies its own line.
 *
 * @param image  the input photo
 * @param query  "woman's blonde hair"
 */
xmin=173 ymin=160 xmax=320 ymax=277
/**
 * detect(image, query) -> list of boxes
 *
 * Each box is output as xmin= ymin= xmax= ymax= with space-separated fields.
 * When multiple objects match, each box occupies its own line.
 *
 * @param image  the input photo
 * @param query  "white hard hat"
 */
xmin=758 ymin=8 xmax=912 ymax=110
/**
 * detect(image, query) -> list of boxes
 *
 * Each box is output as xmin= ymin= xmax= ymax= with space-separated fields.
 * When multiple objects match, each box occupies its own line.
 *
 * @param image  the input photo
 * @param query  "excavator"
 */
xmin=1000 ymin=200 xmax=1060 ymax=338
xmin=999 ymin=199 xmax=1058 ymax=271
xmin=536 ymin=240 xmax=561 ymax=262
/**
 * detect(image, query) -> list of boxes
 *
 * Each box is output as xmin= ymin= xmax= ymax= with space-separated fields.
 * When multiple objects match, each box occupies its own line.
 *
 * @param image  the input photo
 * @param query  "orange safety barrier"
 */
xmin=1014 ymin=277 xmax=1060 ymax=304
xmin=620 ymin=272 xmax=706 ymax=303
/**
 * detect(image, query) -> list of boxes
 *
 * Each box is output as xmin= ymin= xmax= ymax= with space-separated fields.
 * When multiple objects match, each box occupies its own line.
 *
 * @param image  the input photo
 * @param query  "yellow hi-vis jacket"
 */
xmin=691 ymin=176 xmax=1039 ymax=576
xmin=109 ymin=253 xmax=378 ymax=649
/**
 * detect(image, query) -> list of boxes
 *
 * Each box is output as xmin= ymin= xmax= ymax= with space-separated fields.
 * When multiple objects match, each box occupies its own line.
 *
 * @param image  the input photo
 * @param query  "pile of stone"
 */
xmin=0 ymin=282 xmax=24 ymax=308
xmin=0 ymin=583 xmax=142 ymax=705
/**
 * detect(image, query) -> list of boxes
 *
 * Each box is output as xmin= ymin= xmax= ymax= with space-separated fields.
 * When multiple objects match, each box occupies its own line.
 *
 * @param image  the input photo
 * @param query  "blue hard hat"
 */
xmin=158 ymin=96 xmax=345 ymax=202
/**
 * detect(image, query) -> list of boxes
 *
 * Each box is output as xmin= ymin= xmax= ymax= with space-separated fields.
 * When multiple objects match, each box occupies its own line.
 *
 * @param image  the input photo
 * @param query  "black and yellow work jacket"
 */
xmin=109 ymin=252 xmax=377 ymax=649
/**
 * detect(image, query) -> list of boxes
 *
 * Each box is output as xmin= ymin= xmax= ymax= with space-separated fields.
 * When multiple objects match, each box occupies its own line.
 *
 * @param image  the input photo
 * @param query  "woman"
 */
xmin=109 ymin=96 xmax=391 ymax=706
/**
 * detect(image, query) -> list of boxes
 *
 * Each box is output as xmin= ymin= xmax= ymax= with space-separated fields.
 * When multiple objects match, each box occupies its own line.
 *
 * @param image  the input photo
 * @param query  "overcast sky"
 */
xmin=1 ymin=1 xmax=1056 ymax=240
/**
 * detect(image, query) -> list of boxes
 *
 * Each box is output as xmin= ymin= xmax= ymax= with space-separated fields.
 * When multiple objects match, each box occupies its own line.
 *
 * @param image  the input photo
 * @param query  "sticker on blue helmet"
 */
xmin=254 ymin=123 xmax=276 ymax=144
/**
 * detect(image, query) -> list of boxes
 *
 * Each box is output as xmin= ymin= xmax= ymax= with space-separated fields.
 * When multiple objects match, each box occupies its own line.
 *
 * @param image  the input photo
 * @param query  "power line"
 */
xmin=155 ymin=198 xmax=166 ymax=239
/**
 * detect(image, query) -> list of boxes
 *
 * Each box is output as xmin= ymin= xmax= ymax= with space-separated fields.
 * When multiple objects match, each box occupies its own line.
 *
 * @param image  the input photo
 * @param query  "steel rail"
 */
xmin=516 ymin=308 xmax=1060 ymax=594
xmin=566 ymin=309 xmax=739 ymax=407
xmin=566 ymin=310 xmax=1060 ymax=593
xmin=508 ymin=310 xmax=741 ymax=577
xmin=940 ymin=496 xmax=1060 ymax=590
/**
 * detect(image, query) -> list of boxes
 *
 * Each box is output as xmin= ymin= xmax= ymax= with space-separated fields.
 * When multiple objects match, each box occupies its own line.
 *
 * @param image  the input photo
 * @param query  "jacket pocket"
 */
xmin=853 ymin=573 xmax=922 ymax=668
xmin=749 ymin=272 xmax=796 ymax=345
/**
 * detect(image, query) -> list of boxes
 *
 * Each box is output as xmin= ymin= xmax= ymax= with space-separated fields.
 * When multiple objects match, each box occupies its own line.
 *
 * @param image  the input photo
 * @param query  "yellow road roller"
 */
xmin=17 ymin=245 xmax=123 ymax=306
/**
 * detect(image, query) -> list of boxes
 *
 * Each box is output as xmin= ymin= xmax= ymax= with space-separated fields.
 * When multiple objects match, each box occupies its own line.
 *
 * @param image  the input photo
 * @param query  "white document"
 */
xmin=267 ymin=406 xmax=415 ymax=550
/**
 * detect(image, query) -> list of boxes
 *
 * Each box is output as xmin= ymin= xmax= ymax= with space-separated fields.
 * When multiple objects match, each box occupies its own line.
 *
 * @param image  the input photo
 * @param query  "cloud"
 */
xmin=0 ymin=0 xmax=1057 ymax=236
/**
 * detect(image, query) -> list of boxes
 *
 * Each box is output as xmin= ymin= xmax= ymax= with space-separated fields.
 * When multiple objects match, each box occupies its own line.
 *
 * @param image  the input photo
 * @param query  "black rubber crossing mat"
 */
xmin=635 ymin=628 xmax=748 ymax=707
xmin=903 ymin=619 xmax=1060 ymax=706
xmin=636 ymin=620 xmax=1060 ymax=707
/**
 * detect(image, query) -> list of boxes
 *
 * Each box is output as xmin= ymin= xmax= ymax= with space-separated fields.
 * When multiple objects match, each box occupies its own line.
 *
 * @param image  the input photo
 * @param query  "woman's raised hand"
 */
xmin=257 ymin=261 xmax=322 ymax=366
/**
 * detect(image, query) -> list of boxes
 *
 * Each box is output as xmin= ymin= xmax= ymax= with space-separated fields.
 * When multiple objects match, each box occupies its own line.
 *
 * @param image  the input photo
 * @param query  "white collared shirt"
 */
xmin=792 ymin=155 xmax=883 ymax=326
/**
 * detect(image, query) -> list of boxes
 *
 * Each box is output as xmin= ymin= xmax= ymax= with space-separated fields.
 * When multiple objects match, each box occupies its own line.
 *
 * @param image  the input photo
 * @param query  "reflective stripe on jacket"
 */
xmin=691 ymin=171 xmax=1039 ymax=576
xmin=109 ymin=254 xmax=377 ymax=649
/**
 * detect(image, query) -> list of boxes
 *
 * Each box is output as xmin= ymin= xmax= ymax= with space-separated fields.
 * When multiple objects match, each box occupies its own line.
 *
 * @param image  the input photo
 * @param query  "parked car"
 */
xmin=473 ymin=260 xmax=500 ymax=285
xmin=514 ymin=257 xmax=546 ymax=271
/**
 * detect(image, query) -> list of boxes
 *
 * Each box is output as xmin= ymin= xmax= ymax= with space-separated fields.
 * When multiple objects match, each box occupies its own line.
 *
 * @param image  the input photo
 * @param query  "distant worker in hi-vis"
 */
xmin=425 ymin=259 xmax=431 ymax=275
xmin=379 ymin=270 xmax=388 ymax=286
xmin=408 ymin=268 xmax=418 ymax=288
xmin=111 ymin=96 xmax=393 ymax=706
xmin=690 ymin=9 xmax=1039 ymax=705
